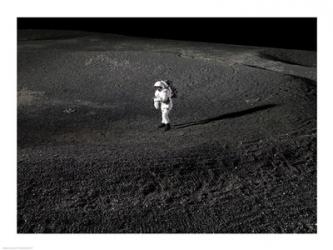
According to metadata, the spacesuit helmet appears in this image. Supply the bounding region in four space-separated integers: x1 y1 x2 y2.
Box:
154 81 165 90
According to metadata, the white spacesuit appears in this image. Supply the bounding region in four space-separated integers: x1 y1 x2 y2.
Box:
153 81 173 131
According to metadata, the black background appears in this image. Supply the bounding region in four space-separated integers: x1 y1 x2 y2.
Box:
17 18 316 50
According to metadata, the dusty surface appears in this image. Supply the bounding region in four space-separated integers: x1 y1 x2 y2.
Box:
17 30 316 233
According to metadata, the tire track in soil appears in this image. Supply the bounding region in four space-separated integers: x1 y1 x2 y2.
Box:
17 132 316 233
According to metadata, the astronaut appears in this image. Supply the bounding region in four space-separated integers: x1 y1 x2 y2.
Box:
153 80 173 131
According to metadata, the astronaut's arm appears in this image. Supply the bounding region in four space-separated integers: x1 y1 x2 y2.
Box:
153 97 160 109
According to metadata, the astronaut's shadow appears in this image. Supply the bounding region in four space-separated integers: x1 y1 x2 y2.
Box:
174 104 278 129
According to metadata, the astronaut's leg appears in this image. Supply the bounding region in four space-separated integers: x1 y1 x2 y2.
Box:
161 108 170 124
161 108 171 131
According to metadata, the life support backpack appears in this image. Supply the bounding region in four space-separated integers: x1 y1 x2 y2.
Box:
163 80 177 98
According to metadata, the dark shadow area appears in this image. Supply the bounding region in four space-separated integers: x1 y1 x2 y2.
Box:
174 104 278 129
259 50 317 67
259 54 307 67
285 75 317 86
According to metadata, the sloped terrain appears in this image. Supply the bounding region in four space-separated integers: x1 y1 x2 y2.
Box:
17 30 316 233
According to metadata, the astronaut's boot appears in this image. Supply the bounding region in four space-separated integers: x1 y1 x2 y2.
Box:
164 123 171 131
158 123 166 128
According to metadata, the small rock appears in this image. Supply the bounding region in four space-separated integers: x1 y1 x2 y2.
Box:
63 107 76 114
245 97 261 104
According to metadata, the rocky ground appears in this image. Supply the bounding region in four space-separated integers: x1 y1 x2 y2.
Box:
17 30 316 233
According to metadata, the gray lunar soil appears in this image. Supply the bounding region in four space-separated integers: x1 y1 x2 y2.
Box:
17 30 316 233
